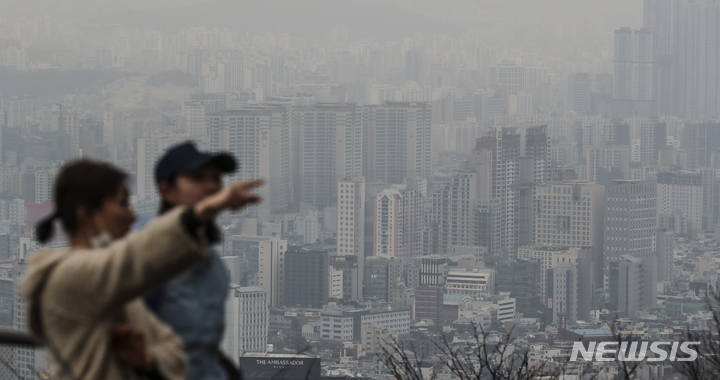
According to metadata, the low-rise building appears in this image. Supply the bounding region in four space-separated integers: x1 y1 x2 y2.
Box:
320 308 411 341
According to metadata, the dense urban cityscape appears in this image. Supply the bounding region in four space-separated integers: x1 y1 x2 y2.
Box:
0 0 717 379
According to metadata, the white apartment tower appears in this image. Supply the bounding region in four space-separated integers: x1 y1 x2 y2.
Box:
518 246 585 301
337 177 365 299
14 262 50 379
427 171 483 256
206 105 291 221
181 101 208 143
253 237 287 308
222 286 268 362
532 183 605 289
604 181 657 264
426 125 548 259
474 125 549 257
364 102 432 184
613 28 654 102
33 169 57 204
51 104 79 156
675 0 720 120
604 180 659 310
295 103 363 208
488 64 526 95
657 171 703 235
137 137 184 200
103 104 125 152
586 146 631 183
373 185 424 259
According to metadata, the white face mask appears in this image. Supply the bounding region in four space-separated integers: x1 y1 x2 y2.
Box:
88 216 114 249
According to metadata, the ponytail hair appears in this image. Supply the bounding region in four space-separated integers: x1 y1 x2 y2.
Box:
36 212 59 244
36 160 127 245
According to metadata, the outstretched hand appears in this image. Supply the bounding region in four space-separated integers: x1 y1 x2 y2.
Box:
224 178 265 210
194 178 265 222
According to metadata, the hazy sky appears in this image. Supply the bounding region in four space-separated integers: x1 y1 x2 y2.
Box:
1 0 642 35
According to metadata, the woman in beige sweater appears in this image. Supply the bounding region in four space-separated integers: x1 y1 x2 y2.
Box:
21 160 262 380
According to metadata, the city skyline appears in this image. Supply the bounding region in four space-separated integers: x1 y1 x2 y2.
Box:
0 1 718 379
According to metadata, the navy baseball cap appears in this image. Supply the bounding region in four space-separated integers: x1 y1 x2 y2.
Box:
155 141 236 184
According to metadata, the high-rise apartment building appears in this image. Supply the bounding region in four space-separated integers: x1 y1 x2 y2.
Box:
644 0 677 115
604 180 658 311
684 122 720 170
330 256 361 300
189 93 227 113
427 125 548 259
426 171 484 256
252 237 287 308
181 101 208 143
517 126 551 247
638 120 666 164
604 180 657 264
137 137 184 200
206 105 291 221
33 169 57 204
102 104 125 152
494 260 542 319
517 246 593 311
0 95 37 129
364 256 390 301
14 261 50 380
414 285 443 326
473 129 520 257
419 256 447 286
675 0 720 120
656 229 674 282
613 28 654 116
405 50 425 86
283 247 329 308
488 64 526 95
524 246 593 324
364 102 432 184
474 199 503 257
699 167 720 229
586 146 631 184
644 0 677 57
532 183 605 289
568 73 591 115
337 177 365 299
373 185 424 259
482 126 549 257
609 255 657 318
295 103 363 208
545 264 578 325
51 104 79 156
524 125 551 183
222 286 268 360
657 171 703 235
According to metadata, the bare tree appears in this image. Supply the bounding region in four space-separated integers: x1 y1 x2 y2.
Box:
677 287 720 380
377 323 569 380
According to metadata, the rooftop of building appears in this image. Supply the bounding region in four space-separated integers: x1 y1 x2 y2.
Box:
443 294 471 304
519 245 574 252
321 308 412 317
571 328 614 338
229 285 265 293
241 352 317 358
